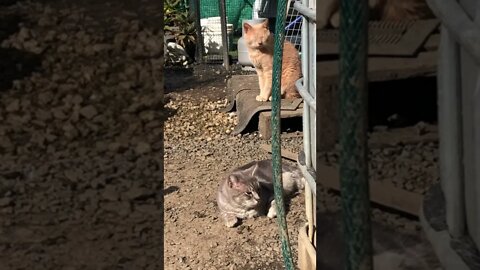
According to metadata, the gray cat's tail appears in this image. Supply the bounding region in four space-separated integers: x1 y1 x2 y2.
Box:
281 162 306 194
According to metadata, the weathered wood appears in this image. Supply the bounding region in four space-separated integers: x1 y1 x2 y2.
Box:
260 144 424 216
318 163 423 216
424 33 440 51
260 143 298 161
318 51 438 84
317 19 439 56
368 125 438 149
298 225 317 270
317 51 438 151
258 109 303 138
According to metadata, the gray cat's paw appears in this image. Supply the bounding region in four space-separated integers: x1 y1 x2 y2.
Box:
246 210 260 219
267 206 277 218
224 217 239 228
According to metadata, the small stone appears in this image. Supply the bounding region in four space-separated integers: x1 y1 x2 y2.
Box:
0 197 12 207
38 91 54 105
123 186 155 201
79 105 98 119
52 107 67 120
101 201 131 216
102 185 120 201
72 94 84 105
135 142 151 155
5 99 20 112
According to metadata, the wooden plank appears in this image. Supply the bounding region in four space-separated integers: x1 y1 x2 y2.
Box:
318 51 438 84
368 125 438 148
317 19 439 56
318 163 423 216
317 51 438 151
424 33 440 51
260 143 298 161
258 109 303 138
260 144 423 216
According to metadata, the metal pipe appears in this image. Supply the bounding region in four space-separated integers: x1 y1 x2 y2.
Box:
218 0 230 70
472 0 480 249
301 9 312 170
437 25 465 237
427 0 480 64
308 0 316 173
271 0 294 268
296 78 316 112
338 0 373 269
293 1 316 22
297 161 317 196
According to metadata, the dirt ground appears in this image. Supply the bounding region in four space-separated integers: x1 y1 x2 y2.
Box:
163 64 442 269
164 64 306 269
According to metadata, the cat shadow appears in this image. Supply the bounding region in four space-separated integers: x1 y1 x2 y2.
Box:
0 47 43 91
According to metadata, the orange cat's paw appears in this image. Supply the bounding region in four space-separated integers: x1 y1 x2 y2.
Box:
268 96 272 101
256 95 269 102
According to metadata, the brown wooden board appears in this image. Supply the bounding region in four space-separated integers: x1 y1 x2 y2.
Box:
318 163 423 216
258 108 303 138
317 19 440 56
317 51 438 151
260 144 423 216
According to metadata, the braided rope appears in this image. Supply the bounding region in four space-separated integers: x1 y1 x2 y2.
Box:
271 0 294 268
339 0 373 269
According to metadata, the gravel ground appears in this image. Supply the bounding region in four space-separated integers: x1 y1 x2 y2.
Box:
164 66 306 269
0 1 164 269
164 62 440 269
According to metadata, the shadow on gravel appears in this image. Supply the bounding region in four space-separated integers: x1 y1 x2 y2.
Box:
0 0 20 7
163 186 180 195
0 48 42 91
0 13 21 41
1 9 41 91
165 66 223 94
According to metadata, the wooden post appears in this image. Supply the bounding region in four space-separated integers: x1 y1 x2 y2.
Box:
218 0 230 70
193 0 204 63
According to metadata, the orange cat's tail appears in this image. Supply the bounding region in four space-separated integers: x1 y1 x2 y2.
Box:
283 83 301 99
381 0 434 20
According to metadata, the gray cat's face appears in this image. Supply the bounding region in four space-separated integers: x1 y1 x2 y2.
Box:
228 175 261 208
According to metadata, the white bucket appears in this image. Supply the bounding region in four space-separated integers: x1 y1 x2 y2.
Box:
201 17 234 55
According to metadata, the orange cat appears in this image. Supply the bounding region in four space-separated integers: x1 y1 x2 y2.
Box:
243 19 302 102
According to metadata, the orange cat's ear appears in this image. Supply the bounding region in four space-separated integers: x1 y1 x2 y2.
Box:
262 19 269 29
243 23 252 34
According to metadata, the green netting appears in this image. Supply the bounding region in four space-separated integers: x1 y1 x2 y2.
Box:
190 0 254 33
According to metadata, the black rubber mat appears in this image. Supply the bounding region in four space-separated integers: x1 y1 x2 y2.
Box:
223 75 303 134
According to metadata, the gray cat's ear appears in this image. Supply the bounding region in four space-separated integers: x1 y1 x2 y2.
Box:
228 175 238 188
250 163 259 176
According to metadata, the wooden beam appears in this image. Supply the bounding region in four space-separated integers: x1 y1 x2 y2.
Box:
260 144 423 216
318 163 423 216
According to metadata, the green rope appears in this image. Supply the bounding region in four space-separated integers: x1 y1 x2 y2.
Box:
270 0 294 269
338 0 373 270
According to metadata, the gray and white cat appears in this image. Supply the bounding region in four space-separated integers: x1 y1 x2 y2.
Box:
216 159 305 227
